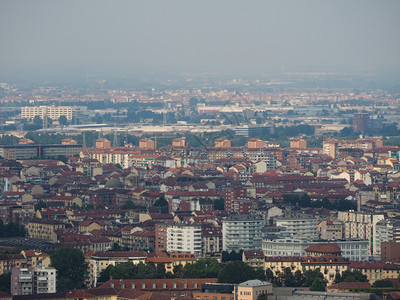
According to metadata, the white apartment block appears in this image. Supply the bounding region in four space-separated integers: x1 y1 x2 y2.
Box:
275 215 319 240
337 211 384 256
222 214 265 252
166 224 202 255
21 105 87 121
375 219 395 258
89 150 134 169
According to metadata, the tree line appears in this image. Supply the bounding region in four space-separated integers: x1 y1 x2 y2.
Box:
0 220 26 238
97 258 265 286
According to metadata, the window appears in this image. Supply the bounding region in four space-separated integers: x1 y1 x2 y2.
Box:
141 282 146 289
172 282 177 288
162 282 166 289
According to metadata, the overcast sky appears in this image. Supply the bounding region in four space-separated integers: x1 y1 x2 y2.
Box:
1 0 399 74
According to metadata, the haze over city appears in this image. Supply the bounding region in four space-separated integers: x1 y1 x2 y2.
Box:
1 0 400 78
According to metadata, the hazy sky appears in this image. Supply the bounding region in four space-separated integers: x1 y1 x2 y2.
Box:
1 0 399 74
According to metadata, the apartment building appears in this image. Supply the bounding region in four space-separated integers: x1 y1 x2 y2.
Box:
289 138 307 149
214 138 231 148
11 266 56 296
86 251 147 287
322 137 383 158
27 219 65 243
337 211 385 256
139 138 155 150
237 280 273 300
166 223 202 255
265 255 350 285
275 215 319 240
262 238 369 261
319 220 344 240
21 105 87 121
89 148 138 169
0 254 24 275
172 138 188 148
0 144 82 160
222 214 265 252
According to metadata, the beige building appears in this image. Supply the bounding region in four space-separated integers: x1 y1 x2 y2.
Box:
247 138 264 149
350 261 400 284
265 255 350 285
86 251 147 287
237 280 273 300
215 138 231 148
61 138 78 145
290 138 307 149
319 220 344 240
27 219 65 243
337 211 384 256
172 138 188 148
95 138 111 149
139 138 155 150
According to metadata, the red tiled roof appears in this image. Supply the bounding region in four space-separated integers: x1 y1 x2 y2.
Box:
99 278 217 291
328 282 371 290
304 243 342 254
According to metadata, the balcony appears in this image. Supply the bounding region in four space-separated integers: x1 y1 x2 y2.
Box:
19 276 32 283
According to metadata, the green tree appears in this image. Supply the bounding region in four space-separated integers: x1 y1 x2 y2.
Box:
280 267 296 287
58 115 68 126
182 258 222 278
213 198 225 210
152 196 169 214
335 270 368 283
173 264 184 278
265 268 274 282
50 247 86 291
121 200 137 210
135 262 158 279
221 250 243 262
218 261 261 284
372 279 394 288
310 278 326 292
0 272 11 294
0 220 26 237
303 268 324 287
33 115 42 127
294 270 305 287
98 265 113 283
156 263 166 279
109 262 136 279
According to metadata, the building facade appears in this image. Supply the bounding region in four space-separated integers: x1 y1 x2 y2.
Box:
21 105 87 121
166 223 202 255
11 266 56 296
222 215 265 252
